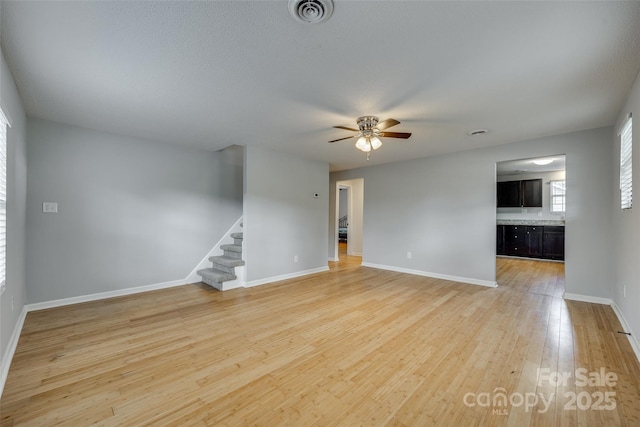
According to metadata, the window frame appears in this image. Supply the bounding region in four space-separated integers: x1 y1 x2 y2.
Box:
549 179 566 214
620 114 633 210
0 108 8 293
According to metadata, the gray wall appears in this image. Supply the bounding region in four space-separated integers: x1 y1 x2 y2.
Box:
26 119 242 303
330 126 613 297
244 146 328 283
612 70 640 343
0 50 27 375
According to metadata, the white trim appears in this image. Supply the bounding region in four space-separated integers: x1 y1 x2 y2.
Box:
328 257 339 262
0 102 12 127
361 262 498 288
348 251 363 257
562 293 613 305
26 279 186 312
610 302 640 365
185 216 243 284
244 266 329 288
0 307 28 398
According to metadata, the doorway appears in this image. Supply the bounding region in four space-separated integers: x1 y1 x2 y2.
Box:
338 186 349 257
495 155 566 295
335 178 364 260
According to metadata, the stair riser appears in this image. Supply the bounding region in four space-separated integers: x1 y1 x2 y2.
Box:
233 238 243 246
202 277 223 290
198 269 236 283
210 263 235 275
224 250 242 259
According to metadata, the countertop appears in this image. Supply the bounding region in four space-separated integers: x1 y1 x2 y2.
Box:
497 219 565 226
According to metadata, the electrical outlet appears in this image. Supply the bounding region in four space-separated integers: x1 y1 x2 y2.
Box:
294 255 299 263
407 252 412 259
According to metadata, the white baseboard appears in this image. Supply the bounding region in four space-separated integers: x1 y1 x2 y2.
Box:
562 294 640 365
244 266 330 288
562 293 613 305
26 279 186 312
610 302 640 365
1 307 28 398
348 251 363 257
328 257 339 262
360 262 498 288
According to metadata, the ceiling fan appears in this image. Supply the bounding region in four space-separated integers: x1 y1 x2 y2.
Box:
329 116 412 160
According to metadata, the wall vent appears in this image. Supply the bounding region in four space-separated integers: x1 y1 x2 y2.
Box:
289 0 333 24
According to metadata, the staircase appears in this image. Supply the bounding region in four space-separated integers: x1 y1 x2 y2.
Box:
197 229 244 291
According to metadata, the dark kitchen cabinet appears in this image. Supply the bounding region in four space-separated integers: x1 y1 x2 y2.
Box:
543 226 565 260
521 179 543 207
497 225 505 254
497 179 543 207
526 226 543 257
497 181 521 208
497 224 563 260
504 225 527 256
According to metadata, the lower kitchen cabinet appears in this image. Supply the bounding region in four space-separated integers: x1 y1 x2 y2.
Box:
497 224 564 260
526 226 543 257
543 226 565 260
504 225 527 256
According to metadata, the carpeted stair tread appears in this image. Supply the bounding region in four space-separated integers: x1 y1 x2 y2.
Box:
209 255 245 267
220 244 242 253
230 232 243 240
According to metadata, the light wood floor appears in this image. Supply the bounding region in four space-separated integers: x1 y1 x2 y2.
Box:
2 254 640 426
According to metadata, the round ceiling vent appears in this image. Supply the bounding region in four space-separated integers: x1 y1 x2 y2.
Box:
289 0 333 24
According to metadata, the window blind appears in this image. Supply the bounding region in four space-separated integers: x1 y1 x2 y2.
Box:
550 180 566 213
0 109 7 291
620 115 632 210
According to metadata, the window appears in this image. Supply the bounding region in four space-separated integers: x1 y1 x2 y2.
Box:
550 180 566 213
0 109 7 292
620 114 632 210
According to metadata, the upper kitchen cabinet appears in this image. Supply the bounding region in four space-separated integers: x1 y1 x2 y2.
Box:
497 179 542 208
521 179 542 207
497 181 521 207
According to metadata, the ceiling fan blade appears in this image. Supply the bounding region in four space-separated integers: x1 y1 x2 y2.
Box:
381 131 412 139
376 118 400 131
328 135 356 143
333 125 359 132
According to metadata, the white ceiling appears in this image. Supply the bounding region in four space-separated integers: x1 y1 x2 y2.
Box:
2 1 639 172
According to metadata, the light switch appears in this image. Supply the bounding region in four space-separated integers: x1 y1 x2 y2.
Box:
43 202 58 213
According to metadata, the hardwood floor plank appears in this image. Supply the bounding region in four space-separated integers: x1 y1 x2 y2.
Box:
2 256 639 426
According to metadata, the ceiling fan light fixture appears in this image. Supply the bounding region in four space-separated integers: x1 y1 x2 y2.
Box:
355 136 368 151
330 115 411 160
